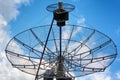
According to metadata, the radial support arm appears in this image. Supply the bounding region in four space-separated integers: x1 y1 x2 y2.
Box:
34 17 54 80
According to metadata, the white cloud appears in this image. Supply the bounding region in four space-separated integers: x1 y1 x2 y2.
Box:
116 71 120 79
90 73 111 80
0 52 34 80
73 0 81 2
77 17 85 24
77 17 86 25
0 0 35 80
0 15 7 26
76 69 112 80
0 0 30 21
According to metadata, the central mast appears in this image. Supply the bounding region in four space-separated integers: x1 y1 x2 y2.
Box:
36 1 74 80
54 2 68 79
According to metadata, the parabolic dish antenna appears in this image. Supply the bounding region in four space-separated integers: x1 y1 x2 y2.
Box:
5 1 117 80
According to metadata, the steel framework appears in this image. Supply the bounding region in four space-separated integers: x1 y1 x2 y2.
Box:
5 1 117 80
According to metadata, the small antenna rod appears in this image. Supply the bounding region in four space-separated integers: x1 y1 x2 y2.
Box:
58 2 63 9
59 0 62 2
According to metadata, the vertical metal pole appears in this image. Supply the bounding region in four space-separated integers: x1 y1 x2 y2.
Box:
56 26 65 79
59 26 62 58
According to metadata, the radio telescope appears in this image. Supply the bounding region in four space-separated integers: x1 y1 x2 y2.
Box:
5 1 117 80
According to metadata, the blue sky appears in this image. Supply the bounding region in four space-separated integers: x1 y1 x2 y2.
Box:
0 0 120 80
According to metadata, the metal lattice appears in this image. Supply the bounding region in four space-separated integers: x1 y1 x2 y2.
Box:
5 24 117 79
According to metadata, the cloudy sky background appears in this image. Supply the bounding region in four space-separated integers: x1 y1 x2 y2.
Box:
0 0 120 80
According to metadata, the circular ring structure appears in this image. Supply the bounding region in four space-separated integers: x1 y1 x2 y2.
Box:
5 24 117 79
46 3 75 12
